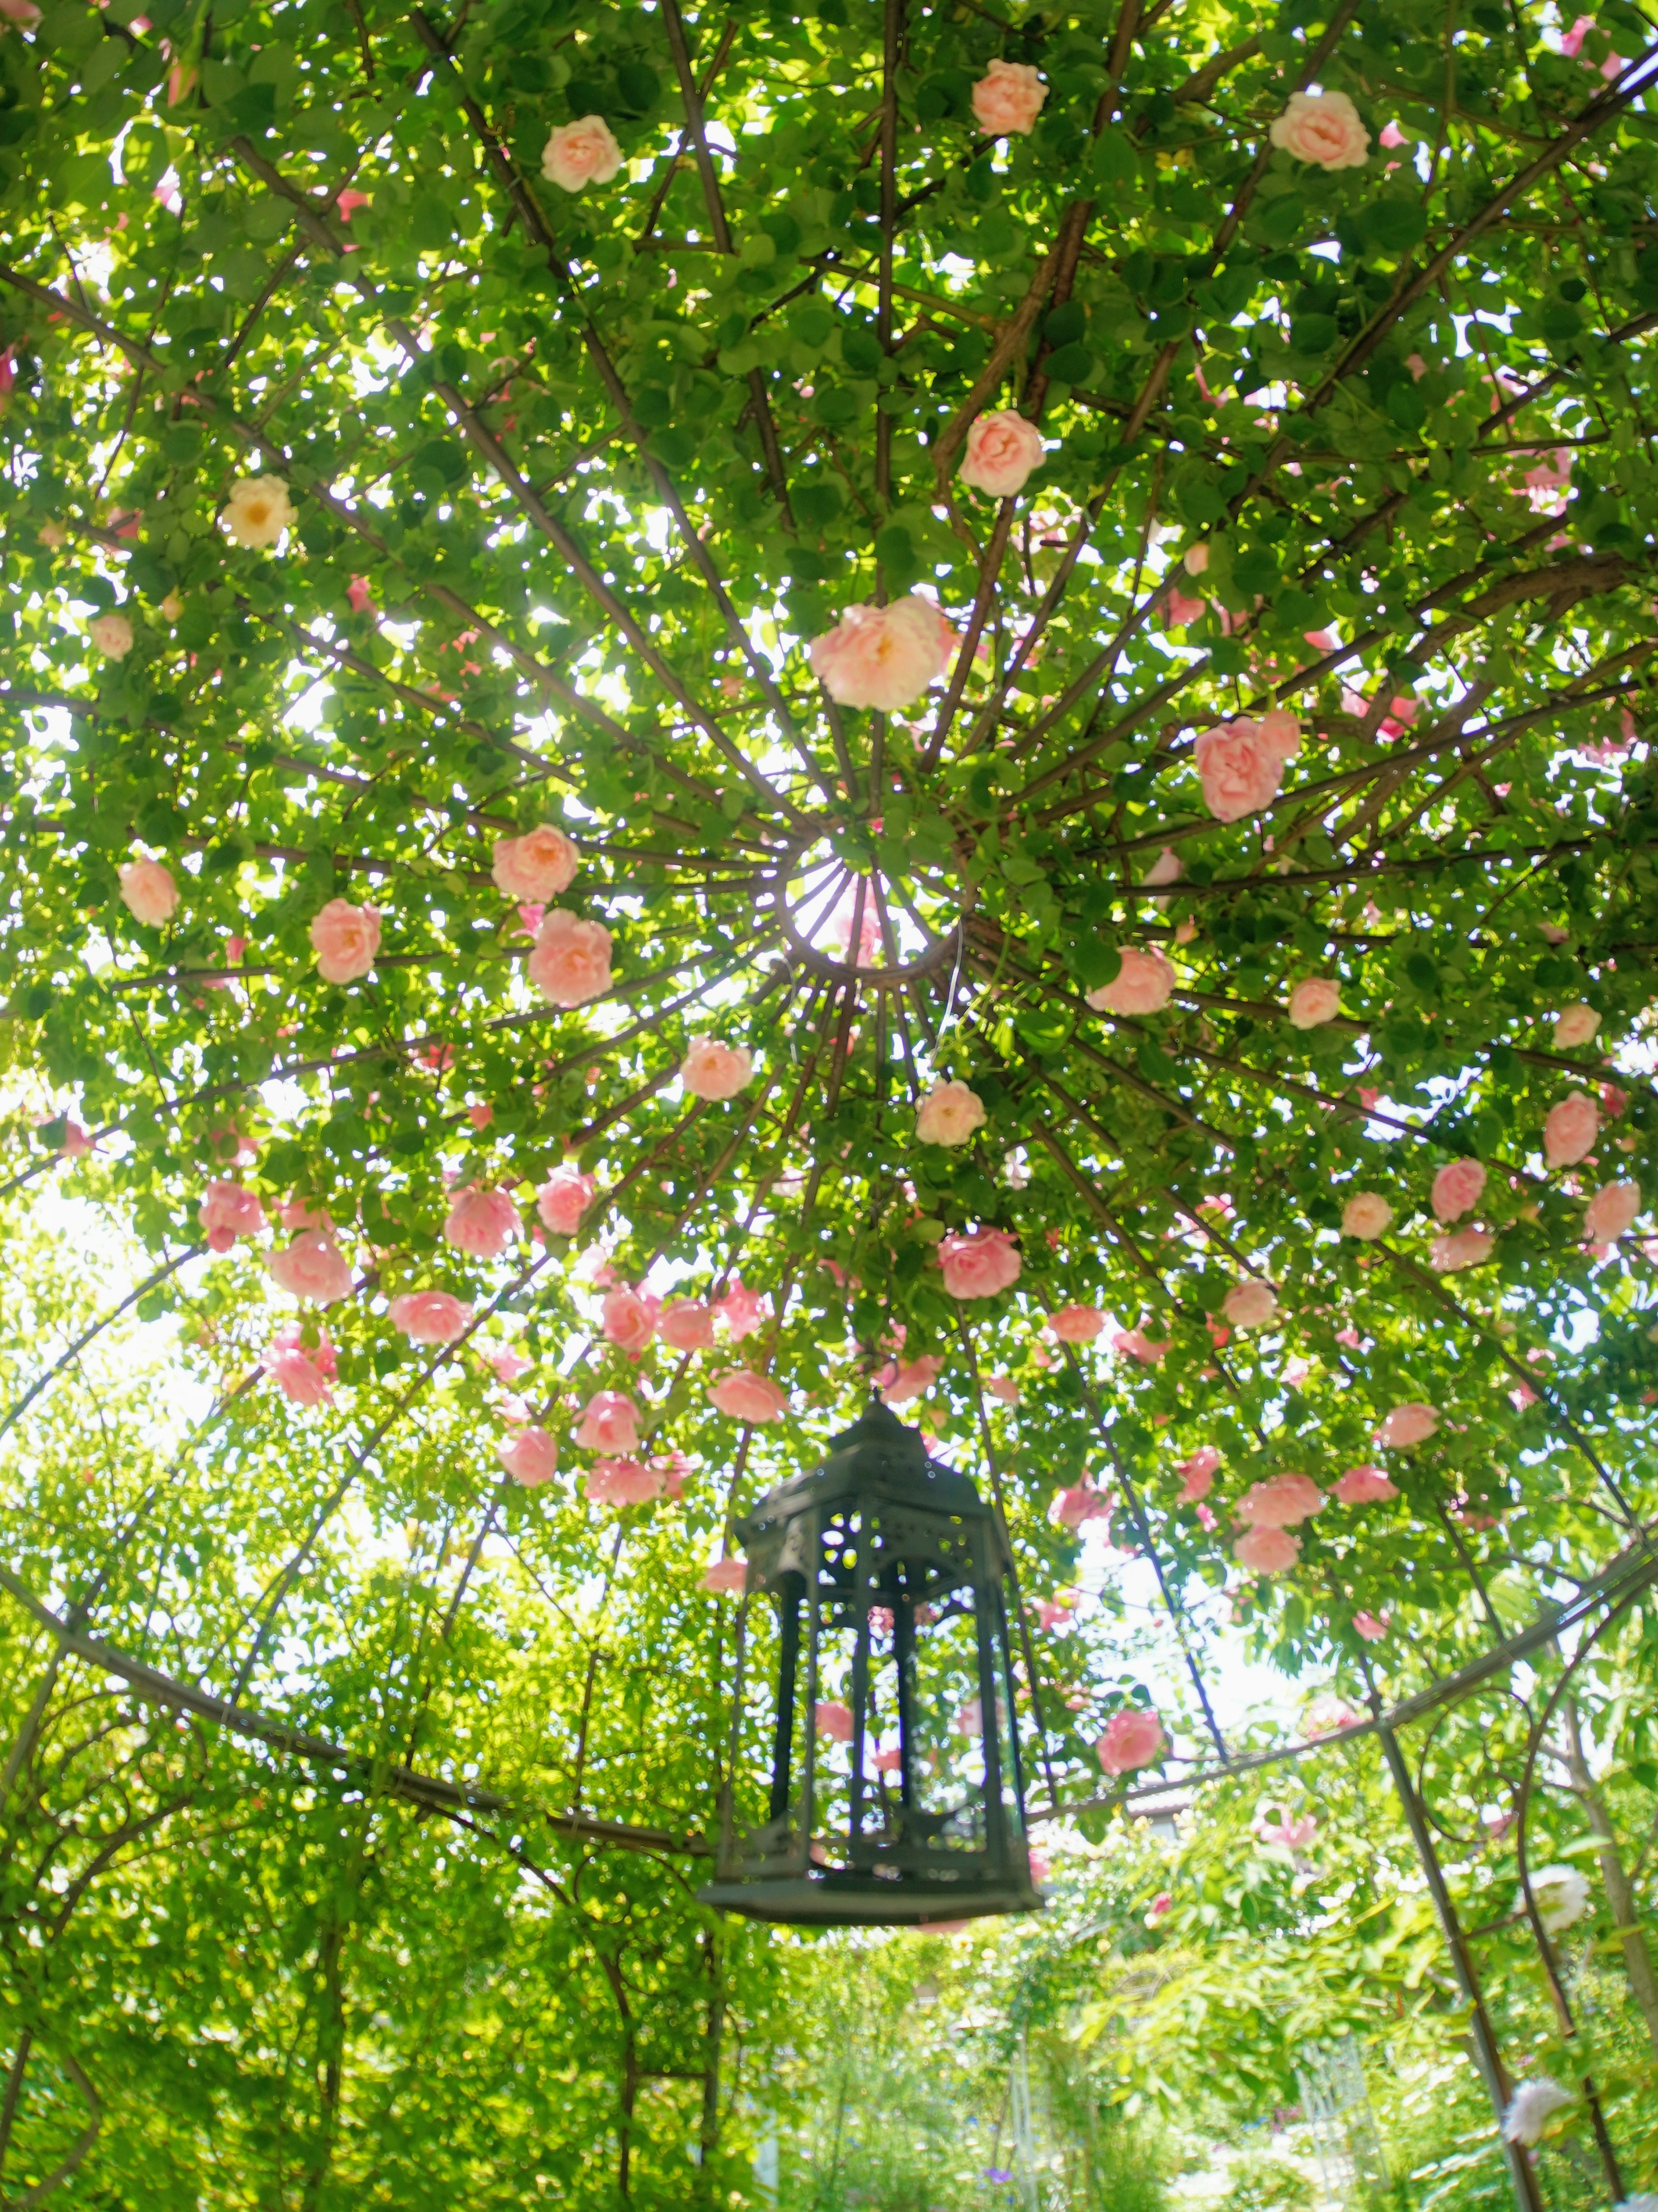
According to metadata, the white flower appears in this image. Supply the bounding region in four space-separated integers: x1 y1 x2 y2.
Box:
223 475 295 549
1502 2078 1571 2145
1525 1864 1591 1934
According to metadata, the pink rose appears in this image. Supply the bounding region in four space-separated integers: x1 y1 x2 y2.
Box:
714 1278 769 1340
1164 587 1206 630
89 611 134 660
680 1037 754 1101
484 1343 533 1384
702 1557 747 1594
1342 1192 1392 1240
389 1290 473 1345
1144 847 1183 890
883 1354 944 1405
938 1227 1022 1301
1049 1304 1106 1343
1193 716 1299 823
915 1078 986 1147
1095 1707 1164 1776
575 1390 641 1455
659 1299 716 1352
0 0 43 24
492 824 578 902
198 1179 266 1253
601 1285 659 1354
1236 1473 1325 1529
1584 1180 1640 1243
971 57 1047 135
1335 1465 1397 1503
985 1373 1020 1404
586 1457 664 1506
1431 1158 1486 1222
528 909 613 1006
1431 1226 1494 1274
809 595 956 713
498 1426 558 1487
541 114 623 192
1378 1402 1438 1449
1086 945 1175 1017
265 1231 354 1305
1114 1328 1170 1366
1176 1448 1221 1502
959 409 1045 498
815 1699 854 1741
536 1166 597 1237
707 1369 789 1423
1036 1599 1073 1631
1221 1280 1277 1331
260 1321 336 1406
1544 1091 1599 1169
118 857 179 925
444 1186 520 1258
309 898 380 984
1234 1526 1301 1575
1051 1483 1111 1531
1354 1611 1390 1642
1287 978 1341 1030
1269 89 1370 170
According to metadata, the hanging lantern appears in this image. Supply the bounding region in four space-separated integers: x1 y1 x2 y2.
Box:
698 1399 1043 1927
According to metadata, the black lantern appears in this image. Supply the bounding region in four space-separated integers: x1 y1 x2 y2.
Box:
699 1400 1043 1927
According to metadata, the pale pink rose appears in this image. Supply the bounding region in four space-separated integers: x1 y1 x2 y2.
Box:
528 909 613 1006
1502 2079 1572 2148
1176 1448 1221 1501
498 1426 558 1487
1584 1181 1640 1242
1257 709 1303 757
1183 543 1212 576
915 1078 987 1147
883 1354 944 1405
1431 1226 1494 1274
680 1037 754 1101
1166 587 1205 629
1051 1483 1111 1531
1148 1892 1174 1921
1552 1003 1601 1049
971 57 1047 134
1269 89 1370 171
959 409 1045 497
1236 1473 1325 1529
1560 13 1594 55
90 611 134 659
938 1227 1022 1301
1379 119 1408 147
702 1557 747 1593
708 1369 789 1423
659 1299 716 1352
198 1179 267 1253
586 1456 664 1506
1096 1707 1165 1775
1544 1091 1599 1168
389 1290 472 1344
444 1186 519 1258
1431 1158 1486 1223
484 1343 533 1384
1305 1695 1362 1736
1260 1812 1318 1849
872 1746 903 1772
282 1197 333 1233
1342 1192 1393 1240
309 898 380 984
536 1166 597 1237
714 1278 769 1340
1234 1526 1301 1575
1222 1280 1277 1331
58 1120 95 1158
1193 718 1296 823
1036 1599 1073 1630
1028 1846 1051 1886
0 0 43 25
265 1231 353 1305
345 574 374 614
1334 1465 1397 1503
1048 1304 1106 1343
1354 1611 1390 1641
260 1321 336 1406
1378 1402 1438 1449
601 1285 659 1354
1114 1328 1170 1366
118 858 178 925
1287 977 1341 1029
815 1699 854 1741
985 1373 1020 1404
1144 847 1183 889
575 1389 641 1454
809 595 956 713
541 114 623 192
1086 946 1176 1016
467 1103 494 1130
492 824 578 902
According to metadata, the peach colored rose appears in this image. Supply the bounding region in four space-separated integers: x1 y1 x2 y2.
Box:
1096 1707 1164 1775
199 1179 267 1253
1334 1465 1396 1503
1269 89 1370 171
537 1166 597 1237
586 1457 664 1506
883 1354 944 1405
916 1078 986 1146
0 0 43 25
1144 847 1183 889
714 1279 768 1340
223 475 295 549
492 824 578 902
1287 977 1341 1029
1583 1180 1639 1243
1222 1280 1277 1330
1184 544 1211 575
971 57 1047 135
89 611 134 659
1431 1158 1486 1222
1193 716 1299 823
1430 1226 1494 1274
601 1285 659 1354
444 1186 519 1258
1236 1473 1325 1529
1086 946 1175 1016
815 1699 854 1741
389 1290 473 1344
1552 1003 1601 1049
708 1368 789 1423
1234 1526 1301 1575
938 1227 1022 1301
1342 1192 1392 1240
541 114 623 192
1049 1304 1106 1343
1177 1448 1221 1502
575 1389 641 1454
702 1557 747 1594
265 1230 353 1305
1378 1402 1437 1449
986 1374 1020 1404
261 1322 336 1407
528 909 613 1006
498 1426 558 1487
1114 1328 1170 1366
959 409 1045 497
680 1037 753 1101
659 1299 716 1352
1544 1091 1598 1168
809 594 956 713
310 898 380 984
118 858 178 925
485 1343 532 1385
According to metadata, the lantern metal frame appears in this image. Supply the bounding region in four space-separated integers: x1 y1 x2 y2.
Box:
698 1400 1044 1927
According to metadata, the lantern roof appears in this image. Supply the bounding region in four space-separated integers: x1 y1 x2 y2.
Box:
735 1399 1006 1556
